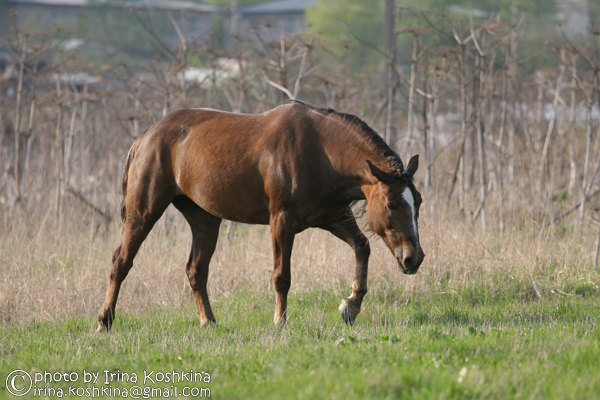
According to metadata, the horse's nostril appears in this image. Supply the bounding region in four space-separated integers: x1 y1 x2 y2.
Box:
403 256 414 270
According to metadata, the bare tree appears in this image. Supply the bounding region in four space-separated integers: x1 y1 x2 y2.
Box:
384 0 397 144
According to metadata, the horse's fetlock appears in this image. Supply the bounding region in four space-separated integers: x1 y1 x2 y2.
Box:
351 281 368 298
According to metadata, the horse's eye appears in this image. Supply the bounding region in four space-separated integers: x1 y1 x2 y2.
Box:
387 201 399 210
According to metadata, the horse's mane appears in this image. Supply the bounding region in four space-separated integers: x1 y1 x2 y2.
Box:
292 100 404 173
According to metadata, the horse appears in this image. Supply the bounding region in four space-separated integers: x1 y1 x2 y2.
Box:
97 100 425 331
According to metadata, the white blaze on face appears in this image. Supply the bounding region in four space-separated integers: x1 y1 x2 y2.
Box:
402 187 418 238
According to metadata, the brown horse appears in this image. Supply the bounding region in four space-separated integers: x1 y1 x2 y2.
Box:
97 100 424 331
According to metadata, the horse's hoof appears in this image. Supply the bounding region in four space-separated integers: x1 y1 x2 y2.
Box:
339 299 357 325
96 321 110 333
201 318 217 327
97 311 113 333
273 313 287 327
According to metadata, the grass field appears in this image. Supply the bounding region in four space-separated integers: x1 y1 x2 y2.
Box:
1 209 600 399
2 276 599 399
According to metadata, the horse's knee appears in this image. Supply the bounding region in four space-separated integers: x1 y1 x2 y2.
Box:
355 235 370 259
353 235 371 262
273 272 291 294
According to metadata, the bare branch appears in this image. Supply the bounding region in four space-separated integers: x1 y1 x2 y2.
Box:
262 72 294 101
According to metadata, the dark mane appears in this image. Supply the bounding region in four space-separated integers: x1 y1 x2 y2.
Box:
292 100 405 174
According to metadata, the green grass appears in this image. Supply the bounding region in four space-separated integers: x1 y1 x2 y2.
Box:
2 276 600 400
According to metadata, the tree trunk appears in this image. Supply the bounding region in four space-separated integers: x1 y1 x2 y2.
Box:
406 34 418 155
538 50 565 198
576 72 597 227
13 53 25 203
473 53 487 230
384 0 397 145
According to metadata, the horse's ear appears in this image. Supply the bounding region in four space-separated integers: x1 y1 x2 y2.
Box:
367 160 392 183
406 155 419 177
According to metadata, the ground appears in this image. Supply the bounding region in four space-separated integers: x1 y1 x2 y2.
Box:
1 214 599 399
2 275 599 399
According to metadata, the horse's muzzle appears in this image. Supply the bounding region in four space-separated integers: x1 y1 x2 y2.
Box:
396 248 424 275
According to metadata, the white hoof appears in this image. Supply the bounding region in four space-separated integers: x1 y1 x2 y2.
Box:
339 299 358 325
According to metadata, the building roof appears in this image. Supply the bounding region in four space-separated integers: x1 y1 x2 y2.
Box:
446 5 490 19
131 0 219 12
7 0 88 5
239 0 316 15
6 0 219 12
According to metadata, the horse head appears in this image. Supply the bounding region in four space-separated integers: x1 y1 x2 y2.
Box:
364 155 425 274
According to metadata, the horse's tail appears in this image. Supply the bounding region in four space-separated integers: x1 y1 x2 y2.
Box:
120 139 141 223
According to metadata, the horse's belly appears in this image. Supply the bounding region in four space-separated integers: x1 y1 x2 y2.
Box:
200 195 270 224
177 172 270 224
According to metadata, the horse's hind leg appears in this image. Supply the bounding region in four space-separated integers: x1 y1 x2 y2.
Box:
97 183 173 332
98 223 151 331
172 196 221 326
270 210 297 326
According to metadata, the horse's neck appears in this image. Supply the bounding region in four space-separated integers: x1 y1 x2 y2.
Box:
315 113 393 196
324 135 391 199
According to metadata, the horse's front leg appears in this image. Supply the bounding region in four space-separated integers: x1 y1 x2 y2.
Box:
322 211 370 325
269 210 297 326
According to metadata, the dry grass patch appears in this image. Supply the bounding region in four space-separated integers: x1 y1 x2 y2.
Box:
0 202 597 326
